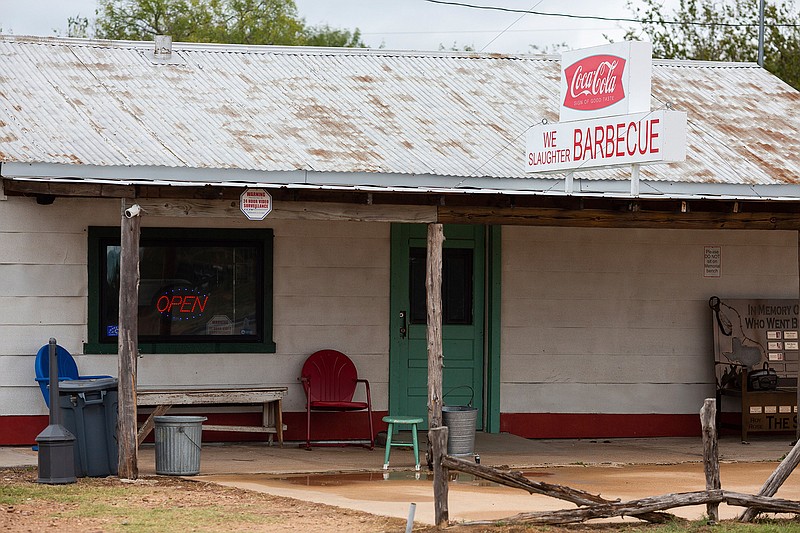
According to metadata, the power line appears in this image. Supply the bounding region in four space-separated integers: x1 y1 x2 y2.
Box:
479 1 545 52
423 0 800 28
359 27 619 36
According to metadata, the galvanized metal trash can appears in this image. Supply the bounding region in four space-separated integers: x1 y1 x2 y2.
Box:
154 416 206 475
58 377 119 477
442 405 478 456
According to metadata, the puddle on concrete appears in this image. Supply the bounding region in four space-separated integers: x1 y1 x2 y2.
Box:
235 469 554 488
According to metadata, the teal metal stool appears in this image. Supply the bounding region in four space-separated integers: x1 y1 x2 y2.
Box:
382 415 423 471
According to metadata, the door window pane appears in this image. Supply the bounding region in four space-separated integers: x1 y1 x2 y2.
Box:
409 247 473 325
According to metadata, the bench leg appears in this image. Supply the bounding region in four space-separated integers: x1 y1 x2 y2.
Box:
276 399 284 448
137 404 172 447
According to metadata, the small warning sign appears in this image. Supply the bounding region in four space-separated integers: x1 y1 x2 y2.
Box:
240 189 272 220
206 315 233 335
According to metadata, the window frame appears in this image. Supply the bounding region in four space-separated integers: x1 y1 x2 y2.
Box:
85 226 276 354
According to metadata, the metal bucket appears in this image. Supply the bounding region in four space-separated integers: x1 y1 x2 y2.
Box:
442 386 477 456
154 416 206 475
442 405 478 455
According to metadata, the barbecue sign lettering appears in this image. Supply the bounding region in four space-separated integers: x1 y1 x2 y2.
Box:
525 110 686 172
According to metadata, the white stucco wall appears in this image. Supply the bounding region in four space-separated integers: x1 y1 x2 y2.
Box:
501 225 799 415
5 195 799 422
0 196 390 416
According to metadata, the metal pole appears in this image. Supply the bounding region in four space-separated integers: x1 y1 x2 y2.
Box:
36 337 76 484
758 0 765 67
405 502 416 533
47 338 59 426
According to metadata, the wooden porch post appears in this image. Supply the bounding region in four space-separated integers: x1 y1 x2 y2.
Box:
426 223 445 430
426 223 447 527
118 201 141 479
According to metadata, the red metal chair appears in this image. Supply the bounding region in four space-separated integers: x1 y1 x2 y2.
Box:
300 349 374 449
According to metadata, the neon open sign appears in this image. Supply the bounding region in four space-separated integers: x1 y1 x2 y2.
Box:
156 288 209 321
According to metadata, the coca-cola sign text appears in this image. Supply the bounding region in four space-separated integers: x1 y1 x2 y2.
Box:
563 54 626 111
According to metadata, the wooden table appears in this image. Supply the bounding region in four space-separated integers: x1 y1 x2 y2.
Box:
136 386 287 447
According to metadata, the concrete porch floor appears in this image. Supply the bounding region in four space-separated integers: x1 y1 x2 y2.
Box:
2 432 797 475
154 432 800 475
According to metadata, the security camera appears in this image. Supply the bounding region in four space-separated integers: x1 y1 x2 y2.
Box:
124 204 142 218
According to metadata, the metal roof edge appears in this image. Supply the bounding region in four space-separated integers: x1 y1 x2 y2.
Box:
2 35 763 66
0 34 549 59
652 58 759 68
5 163 800 201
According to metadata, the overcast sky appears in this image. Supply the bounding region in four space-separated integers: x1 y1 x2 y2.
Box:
0 0 676 53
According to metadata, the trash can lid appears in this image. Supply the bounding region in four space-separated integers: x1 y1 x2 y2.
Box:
442 405 478 412
154 416 207 425
58 377 118 392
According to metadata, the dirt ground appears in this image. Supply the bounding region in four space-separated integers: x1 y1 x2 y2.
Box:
1 467 609 533
2 465 799 533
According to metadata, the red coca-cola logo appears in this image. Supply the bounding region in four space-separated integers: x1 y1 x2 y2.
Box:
563 54 626 111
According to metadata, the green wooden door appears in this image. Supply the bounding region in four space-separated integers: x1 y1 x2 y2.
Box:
389 224 485 430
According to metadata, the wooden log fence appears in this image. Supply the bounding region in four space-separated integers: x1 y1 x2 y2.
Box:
430 398 800 528
440 454 674 524
739 435 800 522
701 398 720 522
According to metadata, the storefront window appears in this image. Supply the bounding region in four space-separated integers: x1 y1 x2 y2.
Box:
87 227 275 353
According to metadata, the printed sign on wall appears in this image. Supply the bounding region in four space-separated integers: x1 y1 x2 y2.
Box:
711 297 800 377
704 246 721 278
240 188 273 220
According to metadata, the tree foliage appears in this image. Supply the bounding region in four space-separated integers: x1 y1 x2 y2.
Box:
76 0 364 47
624 0 800 90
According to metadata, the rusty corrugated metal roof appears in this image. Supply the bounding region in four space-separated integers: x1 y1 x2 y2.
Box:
0 35 799 198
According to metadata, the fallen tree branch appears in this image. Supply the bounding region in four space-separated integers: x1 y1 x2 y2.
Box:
441 455 675 523
461 488 800 527
462 490 721 526
726 491 800 514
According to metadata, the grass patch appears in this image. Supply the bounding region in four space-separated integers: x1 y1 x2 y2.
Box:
0 472 284 533
56 503 272 532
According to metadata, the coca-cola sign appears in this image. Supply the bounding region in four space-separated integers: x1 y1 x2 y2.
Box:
559 42 652 123
563 54 626 111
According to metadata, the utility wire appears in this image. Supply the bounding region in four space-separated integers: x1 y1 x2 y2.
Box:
423 0 800 28
360 27 616 36
479 1 545 52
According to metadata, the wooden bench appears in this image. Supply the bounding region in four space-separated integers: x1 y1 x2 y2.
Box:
136 386 287 447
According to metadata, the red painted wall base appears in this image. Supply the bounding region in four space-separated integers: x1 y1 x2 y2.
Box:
0 416 47 445
0 412 391 446
500 413 702 438
4 412 711 446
